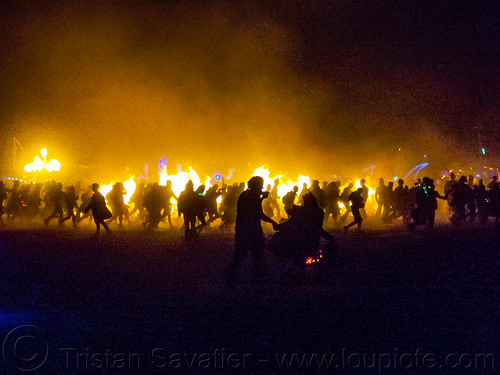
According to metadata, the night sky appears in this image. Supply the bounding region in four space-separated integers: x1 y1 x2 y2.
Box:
0 0 498 180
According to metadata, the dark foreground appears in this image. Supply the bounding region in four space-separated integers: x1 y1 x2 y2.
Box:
0 225 498 374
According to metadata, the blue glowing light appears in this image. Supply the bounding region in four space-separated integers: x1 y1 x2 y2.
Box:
404 163 429 181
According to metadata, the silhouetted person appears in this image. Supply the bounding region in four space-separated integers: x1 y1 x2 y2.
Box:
160 180 177 229
177 180 198 238
19 183 31 219
487 179 500 224
467 179 478 222
142 182 165 230
269 192 334 267
412 177 445 229
44 183 65 227
106 182 128 228
228 176 278 283
0 182 7 227
129 181 146 223
220 183 243 231
311 180 327 210
344 188 364 232
6 180 22 222
262 183 274 218
77 185 93 225
476 180 488 224
445 176 472 224
84 183 112 235
375 178 385 216
359 179 369 219
444 172 457 216
204 183 223 226
60 185 78 228
194 185 207 232
282 186 299 218
324 181 340 224
381 181 394 222
25 183 42 222
269 178 281 220
298 182 309 205
487 175 499 191
339 182 354 223
392 179 408 223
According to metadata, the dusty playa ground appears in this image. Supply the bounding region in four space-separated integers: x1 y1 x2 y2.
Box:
0 224 498 374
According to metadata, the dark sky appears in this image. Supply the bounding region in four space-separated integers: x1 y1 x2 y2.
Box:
0 0 498 180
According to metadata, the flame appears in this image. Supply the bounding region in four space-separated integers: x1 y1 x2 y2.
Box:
99 177 136 205
159 166 212 197
252 166 282 190
24 148 61 173
45 159 61 172
277 176 311 199
123 178 136 204
99 183 113 200
24 156 44 173
253 166 310 198
354 180 375 197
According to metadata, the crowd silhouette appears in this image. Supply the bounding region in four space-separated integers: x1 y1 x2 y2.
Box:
2 172 500 282
0 173 499 237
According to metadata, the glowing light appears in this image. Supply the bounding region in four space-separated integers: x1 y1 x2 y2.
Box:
253 167 282 190
45 159 61 172
354 180 375 196
305 250 323 265
305 257 316 265
24 149 61 173
159 165 212 197
99 178 136 205
100 183 113 199
482 148 486 155
123 178 136 204
252 166 312 199
277 176 311 199
403 163 429 181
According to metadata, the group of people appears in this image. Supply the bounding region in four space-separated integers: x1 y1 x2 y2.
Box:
1 173 499 234
2 173 499 283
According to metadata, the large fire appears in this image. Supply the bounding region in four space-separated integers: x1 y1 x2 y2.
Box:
24 148 61 173
158 166 211 197
97 165 376 211
100 177 137 205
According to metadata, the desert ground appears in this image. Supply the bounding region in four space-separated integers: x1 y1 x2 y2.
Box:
0 218 498 374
